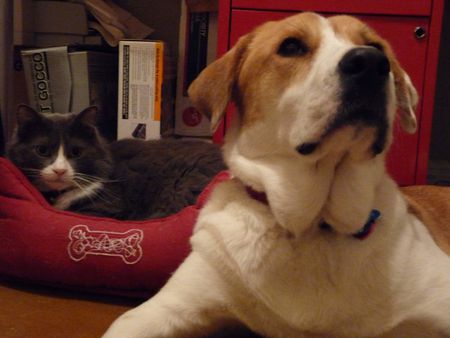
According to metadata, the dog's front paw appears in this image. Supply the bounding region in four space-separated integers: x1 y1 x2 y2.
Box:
103 309 154 338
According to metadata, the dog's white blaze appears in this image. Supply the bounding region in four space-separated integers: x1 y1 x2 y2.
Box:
236 18 360 161
279 18 357 150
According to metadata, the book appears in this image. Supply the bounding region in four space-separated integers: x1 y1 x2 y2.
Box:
117 40 165 140
185 12 209 90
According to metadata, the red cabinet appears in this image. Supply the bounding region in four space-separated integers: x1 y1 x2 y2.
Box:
215 0 445 186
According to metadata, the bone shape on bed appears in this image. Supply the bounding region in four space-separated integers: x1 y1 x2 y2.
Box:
67 225 144 264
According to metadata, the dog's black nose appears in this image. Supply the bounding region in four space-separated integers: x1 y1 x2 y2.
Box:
339 48 390 81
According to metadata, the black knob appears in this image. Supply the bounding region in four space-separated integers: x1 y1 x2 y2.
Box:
414 27 427 39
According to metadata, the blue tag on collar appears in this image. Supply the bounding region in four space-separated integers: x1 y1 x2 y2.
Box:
319 209 381 240
352 209 381 240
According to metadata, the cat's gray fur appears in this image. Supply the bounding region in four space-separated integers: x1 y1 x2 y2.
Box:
7 105 226 220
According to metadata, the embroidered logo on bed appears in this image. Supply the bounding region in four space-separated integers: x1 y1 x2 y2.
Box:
67 225 144 264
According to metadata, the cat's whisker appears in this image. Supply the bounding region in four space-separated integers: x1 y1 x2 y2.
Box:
74 175 110 187
100 178 124 183
73 175 99 185
91 182 120 199
73 180 119 202
86 186 119 206
23 173 40 177
93 191 120 204
22 173 41 179
71 180 101 207
76 175 123 184
73 172 100 179
74 172 122 184
73 176 120 203
20 168 42 174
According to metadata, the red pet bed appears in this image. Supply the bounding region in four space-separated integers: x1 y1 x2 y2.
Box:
0 157 229 297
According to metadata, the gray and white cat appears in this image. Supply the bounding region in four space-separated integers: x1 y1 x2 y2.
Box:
7 105 226 219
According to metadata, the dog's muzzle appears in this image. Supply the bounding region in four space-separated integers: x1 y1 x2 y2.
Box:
296 48 391 156
336 47 390 154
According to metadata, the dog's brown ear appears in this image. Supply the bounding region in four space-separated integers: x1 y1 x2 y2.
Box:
391 63 418 134
367 32 418 134
188 34 252 132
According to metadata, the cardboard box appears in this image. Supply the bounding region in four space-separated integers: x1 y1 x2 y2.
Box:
117 40 164 140
69 51 118 140
174 2 217 137
21 47 117 111
21 46 72 113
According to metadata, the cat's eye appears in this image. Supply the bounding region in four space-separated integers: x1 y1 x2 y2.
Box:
70 146 83 158
35 145 50 157
277 37 309 57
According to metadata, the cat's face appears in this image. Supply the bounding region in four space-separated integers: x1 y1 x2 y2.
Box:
7 105 111 192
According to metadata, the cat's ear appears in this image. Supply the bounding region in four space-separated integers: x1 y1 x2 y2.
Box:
16 105 42 128
76 106 98 126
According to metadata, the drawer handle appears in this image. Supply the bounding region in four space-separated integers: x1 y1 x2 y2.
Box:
414 26 427 39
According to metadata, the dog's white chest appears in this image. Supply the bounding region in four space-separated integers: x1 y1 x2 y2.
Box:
192 182 390 334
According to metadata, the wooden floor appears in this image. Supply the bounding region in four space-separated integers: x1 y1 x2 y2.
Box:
0 279 139 338
0 279 260 338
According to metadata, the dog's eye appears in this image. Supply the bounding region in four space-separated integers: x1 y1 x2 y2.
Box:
277 38 308 57
366 42 384 52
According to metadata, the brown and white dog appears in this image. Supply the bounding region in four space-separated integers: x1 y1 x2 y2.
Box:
104 13 450 338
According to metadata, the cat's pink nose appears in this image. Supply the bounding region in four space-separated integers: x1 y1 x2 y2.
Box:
52 168 67 176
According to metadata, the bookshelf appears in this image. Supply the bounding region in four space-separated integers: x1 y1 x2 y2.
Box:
2 0 449 185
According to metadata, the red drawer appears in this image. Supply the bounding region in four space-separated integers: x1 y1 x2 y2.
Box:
231 0 432 16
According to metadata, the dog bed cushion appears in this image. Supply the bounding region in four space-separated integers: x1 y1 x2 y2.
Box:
0 157 229 297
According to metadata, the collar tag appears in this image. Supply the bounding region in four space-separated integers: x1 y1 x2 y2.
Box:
320 210 380 240
352 209 381 240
